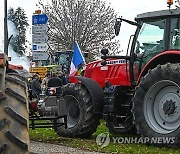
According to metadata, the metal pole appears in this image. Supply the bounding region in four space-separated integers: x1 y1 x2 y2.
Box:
4 0 8 55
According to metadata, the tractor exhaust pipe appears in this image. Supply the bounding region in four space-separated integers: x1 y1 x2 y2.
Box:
4 0 8 56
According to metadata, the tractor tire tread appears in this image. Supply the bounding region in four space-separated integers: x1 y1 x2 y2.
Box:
0 73 29 153
132 63 180 147
57 83 100 138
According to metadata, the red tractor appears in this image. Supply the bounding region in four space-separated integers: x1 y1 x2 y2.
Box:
56 8 180 146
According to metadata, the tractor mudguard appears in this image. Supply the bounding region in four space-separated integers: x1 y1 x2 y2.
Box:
70 76 104 114
137 51 180 83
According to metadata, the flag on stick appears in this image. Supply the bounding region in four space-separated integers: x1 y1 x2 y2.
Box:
69 42 85 76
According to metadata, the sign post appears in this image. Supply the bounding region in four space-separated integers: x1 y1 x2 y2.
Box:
33 44 49 51
32 34 48 44
32 52 49 61
32 14 49 25
32 13 49 61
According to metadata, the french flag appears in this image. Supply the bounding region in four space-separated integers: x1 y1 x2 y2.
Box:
69 42 85 76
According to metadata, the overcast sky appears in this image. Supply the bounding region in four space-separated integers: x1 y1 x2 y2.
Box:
0 0 174 53
0 0 169 23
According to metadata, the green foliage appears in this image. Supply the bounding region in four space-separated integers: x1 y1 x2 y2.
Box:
29 120 180 153
8 7 29 55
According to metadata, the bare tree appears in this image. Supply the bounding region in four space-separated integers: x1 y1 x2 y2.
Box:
175 0 180 8
38 0 120 60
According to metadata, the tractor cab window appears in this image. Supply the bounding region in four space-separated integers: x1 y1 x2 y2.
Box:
169 18 180 50
135 19 165 66
55 53 72 74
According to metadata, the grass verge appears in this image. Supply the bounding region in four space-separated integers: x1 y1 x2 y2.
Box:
29 121 180 154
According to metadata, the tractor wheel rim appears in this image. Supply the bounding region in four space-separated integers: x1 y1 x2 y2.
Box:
144 80 180 134
65 95 80 128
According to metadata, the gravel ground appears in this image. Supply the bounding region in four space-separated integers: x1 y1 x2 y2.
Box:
30 140 104 154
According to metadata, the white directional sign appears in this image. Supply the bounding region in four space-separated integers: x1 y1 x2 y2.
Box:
33 52 49 61
32 25 49 34
32 34 48 44
32 13 49 53
33 43 49 51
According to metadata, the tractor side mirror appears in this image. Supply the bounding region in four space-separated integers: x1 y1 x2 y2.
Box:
101 49 109 64
101 48 109 55
114 18 122 36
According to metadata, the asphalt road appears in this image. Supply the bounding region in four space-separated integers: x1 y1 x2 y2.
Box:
30 140 103 154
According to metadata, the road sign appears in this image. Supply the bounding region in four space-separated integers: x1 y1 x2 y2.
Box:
32 25 49 34
33 52 49 61
33 43 49 51
32 34 48 44
32 14 49 25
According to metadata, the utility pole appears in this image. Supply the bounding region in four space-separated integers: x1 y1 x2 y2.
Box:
4 0 8 55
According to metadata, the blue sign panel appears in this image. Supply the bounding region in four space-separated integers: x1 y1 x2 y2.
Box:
33 45 37 50
32 14 49 25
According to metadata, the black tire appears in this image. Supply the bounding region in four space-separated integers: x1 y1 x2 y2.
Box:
133 63 180 147
56 83 100 138
0 73 29 153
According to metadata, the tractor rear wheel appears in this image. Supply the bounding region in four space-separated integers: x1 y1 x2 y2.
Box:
133 63 180 146
0 73 29 153
56 83 100 138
